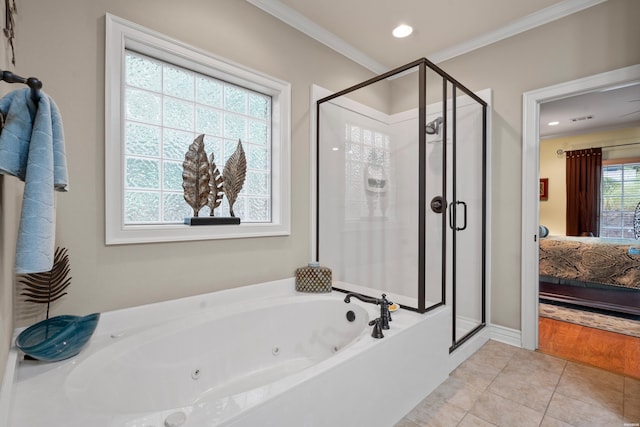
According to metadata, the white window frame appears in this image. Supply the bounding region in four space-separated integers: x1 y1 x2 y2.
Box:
600 158 640 239
105 14 290 244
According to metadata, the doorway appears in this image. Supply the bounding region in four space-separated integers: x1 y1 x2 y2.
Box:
520 64 640 350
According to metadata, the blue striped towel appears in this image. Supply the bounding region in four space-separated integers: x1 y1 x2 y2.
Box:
0 87 68 274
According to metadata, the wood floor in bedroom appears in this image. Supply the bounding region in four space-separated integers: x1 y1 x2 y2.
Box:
538 316 640 379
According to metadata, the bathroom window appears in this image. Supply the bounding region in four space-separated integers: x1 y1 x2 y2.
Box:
344 124 393 221
123 51 272 223
600 160 640 239
105 14 291 244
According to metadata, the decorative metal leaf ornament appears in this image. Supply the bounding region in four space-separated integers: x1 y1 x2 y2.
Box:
223 140 247 217
207 153 224 216
182 134 211 217
18 246 71 320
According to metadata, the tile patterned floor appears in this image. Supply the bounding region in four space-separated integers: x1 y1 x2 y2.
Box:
395 340 640 427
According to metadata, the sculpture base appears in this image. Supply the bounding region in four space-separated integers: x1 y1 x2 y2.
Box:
184 217 241 226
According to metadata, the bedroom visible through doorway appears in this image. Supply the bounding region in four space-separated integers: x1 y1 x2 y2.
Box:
521 64 640 351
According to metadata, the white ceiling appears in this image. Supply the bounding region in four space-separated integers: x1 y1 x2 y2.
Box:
247 0 640 137
275 0 568 70
540 83 640 139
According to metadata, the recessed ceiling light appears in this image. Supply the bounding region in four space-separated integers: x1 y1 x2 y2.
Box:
548 121 559 126
392 24 413 38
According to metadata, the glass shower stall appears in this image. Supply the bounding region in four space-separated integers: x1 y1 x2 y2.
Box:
316 58 487 350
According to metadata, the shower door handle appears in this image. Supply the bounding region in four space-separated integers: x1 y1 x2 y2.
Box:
456 201 468 231
449 200 468 231
448 202 457 230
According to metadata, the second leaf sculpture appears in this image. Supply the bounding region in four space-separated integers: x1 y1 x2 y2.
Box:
182 134 247 219
222 141 247 217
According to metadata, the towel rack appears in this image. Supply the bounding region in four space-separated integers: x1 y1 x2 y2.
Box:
0 70 42 103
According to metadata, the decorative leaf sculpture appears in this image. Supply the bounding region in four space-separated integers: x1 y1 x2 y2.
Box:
19 246 71 320
182 134 210 217
207 153 224 216
223 140 247 217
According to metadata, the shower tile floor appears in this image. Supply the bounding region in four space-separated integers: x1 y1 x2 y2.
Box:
395 340 640 426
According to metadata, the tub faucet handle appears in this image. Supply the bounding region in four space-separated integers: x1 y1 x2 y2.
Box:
380 294 391 330
368 318 384 339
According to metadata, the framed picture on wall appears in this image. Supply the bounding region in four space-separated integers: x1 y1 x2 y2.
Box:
540 178 549 200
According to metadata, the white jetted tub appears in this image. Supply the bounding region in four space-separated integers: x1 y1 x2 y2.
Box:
2 278 451 426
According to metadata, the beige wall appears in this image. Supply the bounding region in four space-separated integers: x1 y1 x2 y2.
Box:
6 0 377 328
1 0 639 382
540 127 640 235
439 0 640 328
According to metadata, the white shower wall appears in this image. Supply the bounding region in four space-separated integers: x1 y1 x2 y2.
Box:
319 101 421 305
318 90 484 310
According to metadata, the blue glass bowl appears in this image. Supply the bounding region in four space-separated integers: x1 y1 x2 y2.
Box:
15 313 100 362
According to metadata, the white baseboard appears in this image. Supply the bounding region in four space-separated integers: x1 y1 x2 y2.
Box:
448 323 522 372
488 323 522 348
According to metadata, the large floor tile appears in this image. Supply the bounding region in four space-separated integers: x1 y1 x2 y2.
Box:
624 376 640 422
546 392 624 426
457 413 497 427
562 361 624 392
487 366 557 412
471 340 518 359
469 391 544 427
465 340 516 372
499 359 562 388
625 376 640 396
424 376 484 411
555 362 624 412
510 348 566 375
450 360 500 392
539 415 574 427
404 399 467 427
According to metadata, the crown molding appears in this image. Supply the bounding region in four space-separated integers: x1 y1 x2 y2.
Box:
246 0 388 74
246 0 607 73
428 0 608 63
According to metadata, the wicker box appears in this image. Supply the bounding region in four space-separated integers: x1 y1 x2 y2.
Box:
295 262 332 293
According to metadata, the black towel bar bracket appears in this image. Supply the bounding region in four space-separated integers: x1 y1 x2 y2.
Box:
0 70 42 103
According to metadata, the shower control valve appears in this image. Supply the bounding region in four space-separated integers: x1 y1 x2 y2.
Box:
430 196 445 214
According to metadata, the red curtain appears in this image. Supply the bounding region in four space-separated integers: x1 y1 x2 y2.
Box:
566 148 602 236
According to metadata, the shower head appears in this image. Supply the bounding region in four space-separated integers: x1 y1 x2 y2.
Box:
426 117 443 135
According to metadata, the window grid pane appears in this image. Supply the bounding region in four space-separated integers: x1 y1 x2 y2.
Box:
123 50 272 224
600 162 640 238
344 124 393 221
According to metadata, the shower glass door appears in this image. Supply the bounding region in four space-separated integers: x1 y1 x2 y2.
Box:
449 86 487 349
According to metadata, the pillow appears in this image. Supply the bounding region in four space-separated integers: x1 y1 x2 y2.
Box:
539 225 549 238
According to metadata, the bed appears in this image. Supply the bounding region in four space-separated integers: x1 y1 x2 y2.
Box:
539 236 640 316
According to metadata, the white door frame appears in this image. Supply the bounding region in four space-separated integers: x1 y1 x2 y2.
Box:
520 64 640 350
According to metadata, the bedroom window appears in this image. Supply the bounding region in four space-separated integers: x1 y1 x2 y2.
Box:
600 159 640 239
105 14 291 244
